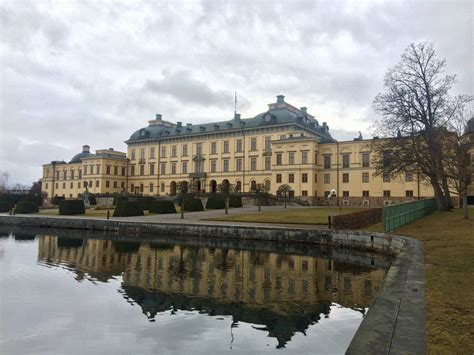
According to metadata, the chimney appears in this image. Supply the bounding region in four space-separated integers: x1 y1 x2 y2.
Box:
234 112 241 120
109 148 114 151
276 95 285 103
186 123 192 127
177 121 182 128
82 145 90 153
300 107 307 115
155 114 162 121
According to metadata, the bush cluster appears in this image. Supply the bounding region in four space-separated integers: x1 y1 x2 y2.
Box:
59 200 85 215
0 200 14 212
52 196 65 206
15 201 39 214
135 196 155 211
333 208 383 229
229 194 243 208
0 193 43 212
149 200 176 214
113 199 144 217
205 195 226 209
182 197 204 212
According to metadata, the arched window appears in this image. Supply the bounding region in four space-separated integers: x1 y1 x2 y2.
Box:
264 180 271 192
236 181 242 192
250 180 257 191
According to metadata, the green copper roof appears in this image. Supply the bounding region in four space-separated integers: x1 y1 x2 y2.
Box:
126 105 334 144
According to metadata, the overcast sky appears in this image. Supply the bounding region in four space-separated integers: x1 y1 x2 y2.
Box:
0 0 472 186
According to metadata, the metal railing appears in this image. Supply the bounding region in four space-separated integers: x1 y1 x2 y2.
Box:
383 198 437 233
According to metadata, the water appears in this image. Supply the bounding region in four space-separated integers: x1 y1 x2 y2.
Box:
0 228 390 354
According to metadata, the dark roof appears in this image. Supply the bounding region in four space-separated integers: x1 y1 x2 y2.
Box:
69 151 94 163
126 106 334 144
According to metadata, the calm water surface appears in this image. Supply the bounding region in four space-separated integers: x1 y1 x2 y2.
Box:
0 229 389 354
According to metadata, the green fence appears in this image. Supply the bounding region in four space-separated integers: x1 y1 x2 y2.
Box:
383 198 437 233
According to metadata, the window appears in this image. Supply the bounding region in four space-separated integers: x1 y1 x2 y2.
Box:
106 165 111 174
171 162 176 174
302 151 308 164
121 181 125 189
264 156 271 170
406 190 414 197
130 184 134 192
288 152 295 165
56 171 60 180
171 145 177 157
362 172 369 183
276 174 282 183
276 153 282 165
182 161 187 174
150 147 155 159
383 173 391 182
150 183 154 193
130 165 135 176
90 165 94 175
114 166 118 175
250 137 257 151
236 159 243 172
223 141 229 153
131 149 136 160
70 182 73 188
77 182 81 188
160 183 165 192
264 136 271 150
302 173 308 183
289 173 294 183
315 174 318 183
280 134 286 140
264 180 270 191
140 148 145 160
223 159 229 172
250 157 257 171
182 144 188 156
96 164 101 174
78 170 81 179
236 139 243 152
106 180 110 188
324 155 331 169
324 174 330 184
150 164 155 176
342 154 350 168
211 142 217 154
83 166 87 176
196 143 203 155
302 191 308 196
250 180 257 191
383 151 392 168
210 160 216 173
121 167 125 176
362 153 370 167
363 190 369 197
342 191 349 197
383 190 391 198
114 181 117 188
343 173 349 183
161 146 167 158
45 183 48 189
140 165 144 176
96 180 99 187
405 172 413 182
161 163 166 175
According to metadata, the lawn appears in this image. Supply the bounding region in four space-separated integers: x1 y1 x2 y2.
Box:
207 207 364 225
37 208 155 217
364 209 474 354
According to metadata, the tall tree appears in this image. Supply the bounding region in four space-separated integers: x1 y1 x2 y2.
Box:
177 181 189 219
276 184 291 209
217 180 234 215
373 42 471 211
255 183 269 212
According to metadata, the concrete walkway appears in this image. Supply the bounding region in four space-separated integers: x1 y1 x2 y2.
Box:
3 205 328 230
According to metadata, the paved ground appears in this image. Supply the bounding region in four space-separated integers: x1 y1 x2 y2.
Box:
5 205 328 230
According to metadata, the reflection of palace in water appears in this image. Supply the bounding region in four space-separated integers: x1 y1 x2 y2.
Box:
37 235 386 348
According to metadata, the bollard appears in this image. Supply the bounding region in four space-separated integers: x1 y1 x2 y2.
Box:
328 215 331 228
107 210 110 220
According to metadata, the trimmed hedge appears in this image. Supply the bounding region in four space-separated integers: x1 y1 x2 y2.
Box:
205 195 226 209
149 200 176 214
183 197 204 212
113 200 144 217
135 196 155 211
15 201 39 214
89 194 97 205
229 194 243 208
59 200 85 215
52 196 65 206
333 208 382 229
0 200 14 212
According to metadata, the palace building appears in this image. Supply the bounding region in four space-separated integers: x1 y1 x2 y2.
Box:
42 95 441 205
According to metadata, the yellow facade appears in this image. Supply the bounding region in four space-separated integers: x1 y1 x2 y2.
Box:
42 95 474 205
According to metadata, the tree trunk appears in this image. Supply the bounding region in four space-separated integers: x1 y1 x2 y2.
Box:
432 182 447 211
225 197 229 215
258 197 261 211
463 194 469 219
441 175 453 210
284 198 287 209
181 200 184 219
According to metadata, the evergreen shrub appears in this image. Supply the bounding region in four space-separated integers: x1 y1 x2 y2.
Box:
149 200 176 214
59 200 85 215
52 196 65 206
183 197 204 212
0 200 14 212
15 201 39 214
333 208 383 229
113 200 144 217
205 195 226 209
229 194 243 208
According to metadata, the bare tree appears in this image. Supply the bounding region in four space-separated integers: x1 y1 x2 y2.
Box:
276 184 291 209
255 183 269 211
0 171 8 191
217 180 234 215
373 42 472 211
444 107 473 219
177 181 189 219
